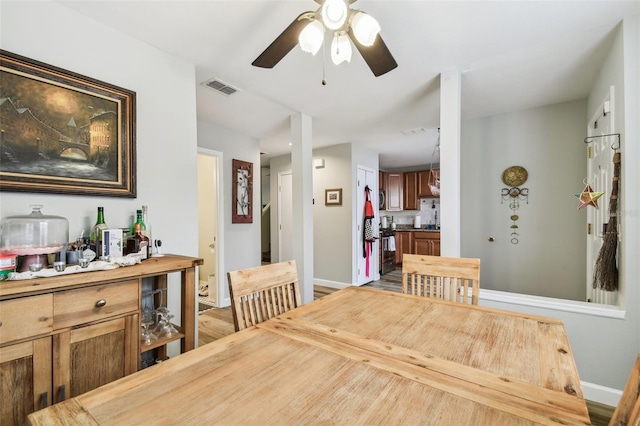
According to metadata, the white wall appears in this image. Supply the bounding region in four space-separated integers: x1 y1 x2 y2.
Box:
0 2 199 327
196 121 261 301
461 99 587 301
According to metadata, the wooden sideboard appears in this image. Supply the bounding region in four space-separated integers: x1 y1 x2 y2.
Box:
0 254 202 425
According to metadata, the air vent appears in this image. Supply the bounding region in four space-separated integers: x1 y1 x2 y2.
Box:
202 78 239 96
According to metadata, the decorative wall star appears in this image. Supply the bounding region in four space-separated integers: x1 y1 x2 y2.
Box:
575 184 604 209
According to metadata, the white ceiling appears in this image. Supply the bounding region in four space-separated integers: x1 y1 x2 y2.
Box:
58 1 639 169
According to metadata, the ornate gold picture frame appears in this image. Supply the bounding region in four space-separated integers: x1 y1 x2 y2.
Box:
0 50 136 197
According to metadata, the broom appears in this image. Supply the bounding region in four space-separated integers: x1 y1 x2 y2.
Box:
593 152 621 291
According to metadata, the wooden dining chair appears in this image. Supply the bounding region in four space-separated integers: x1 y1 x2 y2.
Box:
402 254 480 305
609 354 640 426
227 260 302 332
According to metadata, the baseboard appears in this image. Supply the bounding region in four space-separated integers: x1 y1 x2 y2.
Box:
581 381 621 407
314 278 350 289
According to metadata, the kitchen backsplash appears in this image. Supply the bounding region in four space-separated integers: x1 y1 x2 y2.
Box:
380 198 440 228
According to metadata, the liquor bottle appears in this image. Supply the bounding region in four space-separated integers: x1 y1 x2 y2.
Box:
125 223 149 260
90 207 108 259
130 209 146 235
141 205 152 246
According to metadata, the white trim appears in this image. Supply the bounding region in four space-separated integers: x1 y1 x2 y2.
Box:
480 289 626 319
197 148 227 309
314 278 349 290
581 380 622 407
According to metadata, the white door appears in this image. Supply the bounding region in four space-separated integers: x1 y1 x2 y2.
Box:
586 87 617 305
278 171 293 262
356 166 378 285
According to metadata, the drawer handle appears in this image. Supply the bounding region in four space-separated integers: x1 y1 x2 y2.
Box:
40 391 48 408
95 299 107 308
59 384 66 401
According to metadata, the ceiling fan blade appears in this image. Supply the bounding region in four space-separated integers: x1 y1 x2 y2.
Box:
347 30 398 77
252 13 312 69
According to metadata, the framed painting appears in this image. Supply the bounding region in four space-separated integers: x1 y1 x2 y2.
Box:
325 188 342 206
0 50 136 197
232 159 253 223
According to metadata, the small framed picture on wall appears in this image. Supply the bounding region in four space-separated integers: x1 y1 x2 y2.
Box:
325 188 342 206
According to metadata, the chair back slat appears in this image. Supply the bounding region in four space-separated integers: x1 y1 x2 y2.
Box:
610 354 640 426
228 260 301 331
402 254 480 305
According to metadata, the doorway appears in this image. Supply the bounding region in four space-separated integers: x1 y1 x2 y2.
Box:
197 149 226 308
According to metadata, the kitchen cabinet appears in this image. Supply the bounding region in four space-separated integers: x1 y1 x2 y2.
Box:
395 231 413 264
403 172 419 210
386 172 403 211
395 231 440 265
418 169 440 198
0 254 202 425
379 171 387 210
414 232 441 256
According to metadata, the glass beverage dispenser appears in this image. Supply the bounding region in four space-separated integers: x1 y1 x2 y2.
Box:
0 205 69 271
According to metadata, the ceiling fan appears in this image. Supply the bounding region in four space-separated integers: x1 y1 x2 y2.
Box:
252 0 397 77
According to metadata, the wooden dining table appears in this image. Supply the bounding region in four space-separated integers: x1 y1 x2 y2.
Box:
28 287 591 425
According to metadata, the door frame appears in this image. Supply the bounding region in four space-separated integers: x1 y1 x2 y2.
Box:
197 148 226 308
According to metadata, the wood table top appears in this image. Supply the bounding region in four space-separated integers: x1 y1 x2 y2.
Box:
28 287 590 425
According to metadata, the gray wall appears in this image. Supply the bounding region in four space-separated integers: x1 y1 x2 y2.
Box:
313 144 353 284
476 16 639 395
461 99 587 300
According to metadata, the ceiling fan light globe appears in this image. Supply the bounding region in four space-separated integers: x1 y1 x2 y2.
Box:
351 12 380 47
331 32 352 65
298 20 325 55
322 0 348 30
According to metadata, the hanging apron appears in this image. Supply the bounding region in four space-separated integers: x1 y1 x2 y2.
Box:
363 186 376 276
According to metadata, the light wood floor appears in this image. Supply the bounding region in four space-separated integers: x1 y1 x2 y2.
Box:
197 272 613 424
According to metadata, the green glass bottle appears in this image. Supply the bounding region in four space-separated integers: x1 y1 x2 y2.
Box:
130 209 146 235
90 207 108 259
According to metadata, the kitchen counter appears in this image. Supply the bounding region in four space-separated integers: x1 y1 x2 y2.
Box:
393 226 440 232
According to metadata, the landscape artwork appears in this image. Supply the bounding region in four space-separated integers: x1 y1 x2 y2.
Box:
0 50 136 197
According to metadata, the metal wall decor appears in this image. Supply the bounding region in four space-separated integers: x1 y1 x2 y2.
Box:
501 166 529 244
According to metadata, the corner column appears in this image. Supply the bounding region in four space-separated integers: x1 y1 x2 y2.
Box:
440 69 462 257
291 112 314 303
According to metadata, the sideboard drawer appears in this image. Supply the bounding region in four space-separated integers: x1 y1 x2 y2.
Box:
54 280 139 329
0 294 53 344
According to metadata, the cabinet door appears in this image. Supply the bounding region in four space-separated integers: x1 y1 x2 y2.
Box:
414 237 431 255
395 232 413 264
403 172 418 210
53 314 138 403
418 170 433 198
418 169 441 198
386 173 403 211
0 337 52 425
432 238 441 256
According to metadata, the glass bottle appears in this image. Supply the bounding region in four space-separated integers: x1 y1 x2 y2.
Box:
141 205 152 245
130 209 146 235
90 207 108 259
126 223 149 260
